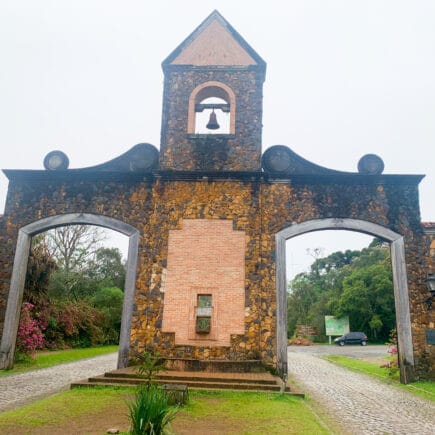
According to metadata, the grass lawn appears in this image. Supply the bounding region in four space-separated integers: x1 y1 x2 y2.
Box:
173 390 333 434
0 387 335 434
323 354 394 379
0 387 130 434
323 355 435 402
0 345 118 377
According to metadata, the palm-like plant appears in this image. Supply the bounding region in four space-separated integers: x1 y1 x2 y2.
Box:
128 384 178 435
127 351 179 434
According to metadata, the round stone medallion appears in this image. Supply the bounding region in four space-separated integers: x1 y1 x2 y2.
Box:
357 154 384 175
129 143 159 172
43 150 69 170
262 145 292 173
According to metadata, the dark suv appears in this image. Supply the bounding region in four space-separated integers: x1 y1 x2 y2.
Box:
334 332 368 346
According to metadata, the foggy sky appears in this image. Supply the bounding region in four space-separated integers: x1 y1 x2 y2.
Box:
1 1 434 276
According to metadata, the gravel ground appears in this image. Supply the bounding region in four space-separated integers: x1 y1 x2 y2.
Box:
288 347 435 435
0 352 117 413
288 344 390 358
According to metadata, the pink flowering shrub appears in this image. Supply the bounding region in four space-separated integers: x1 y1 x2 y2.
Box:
16 298 116 357
41 300 106 348
388 344 398 355
16 302 45 357
381 328 399 379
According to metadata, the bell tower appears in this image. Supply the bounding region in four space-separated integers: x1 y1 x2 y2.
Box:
160 10 266 171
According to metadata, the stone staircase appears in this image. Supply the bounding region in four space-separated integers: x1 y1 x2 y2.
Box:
71 366 303 396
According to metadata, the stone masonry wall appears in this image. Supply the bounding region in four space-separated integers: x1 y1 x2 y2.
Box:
0 174 433 378
0 177 154 334
130 179 263 362
423 225 435 379
160 69 264 171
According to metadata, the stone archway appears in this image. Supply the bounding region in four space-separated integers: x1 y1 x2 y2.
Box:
275 218 415 383
0 213 139 370
0 10 432 381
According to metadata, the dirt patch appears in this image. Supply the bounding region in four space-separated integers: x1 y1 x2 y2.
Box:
0 404 244 435
0 407 130 435
170 396 234 434
173 415 246 434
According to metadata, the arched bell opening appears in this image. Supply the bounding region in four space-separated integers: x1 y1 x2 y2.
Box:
188 81 236 135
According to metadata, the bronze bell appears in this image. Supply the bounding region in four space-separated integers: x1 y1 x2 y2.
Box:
206 109 220 130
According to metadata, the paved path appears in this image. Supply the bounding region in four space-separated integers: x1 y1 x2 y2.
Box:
0 352 117 413
288 344 390 359
288 348 435 435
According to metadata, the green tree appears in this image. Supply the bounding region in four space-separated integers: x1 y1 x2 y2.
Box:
287 241 395 342
313 249 361 275
287 274 318 336
335 262 395 339
86 247 126 290
47 268 93 300
47 241 126 301
24 234 57 304
91 286 124 343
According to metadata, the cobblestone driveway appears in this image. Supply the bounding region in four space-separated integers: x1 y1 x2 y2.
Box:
0 352 117 413
288 347 435 434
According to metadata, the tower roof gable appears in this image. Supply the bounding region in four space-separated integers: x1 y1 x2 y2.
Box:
162 10 266 71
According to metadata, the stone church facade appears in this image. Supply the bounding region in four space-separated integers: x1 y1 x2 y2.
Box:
0 11 433 382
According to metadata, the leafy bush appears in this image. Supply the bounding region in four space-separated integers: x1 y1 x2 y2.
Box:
380 359 399 378
127 384 178 435
16 294 121 353
41 299 106 348
16 302 45 357
91 286 124 343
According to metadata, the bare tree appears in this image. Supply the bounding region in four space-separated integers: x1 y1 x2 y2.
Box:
306 247 325 277
44 225 107 273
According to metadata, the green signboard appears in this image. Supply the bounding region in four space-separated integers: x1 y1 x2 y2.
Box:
325 316 350 336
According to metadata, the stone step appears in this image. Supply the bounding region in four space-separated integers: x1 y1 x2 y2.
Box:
102 370 278 386
162 358 266 373
70 367 305 396
71 377 293 393
93 376 284 391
